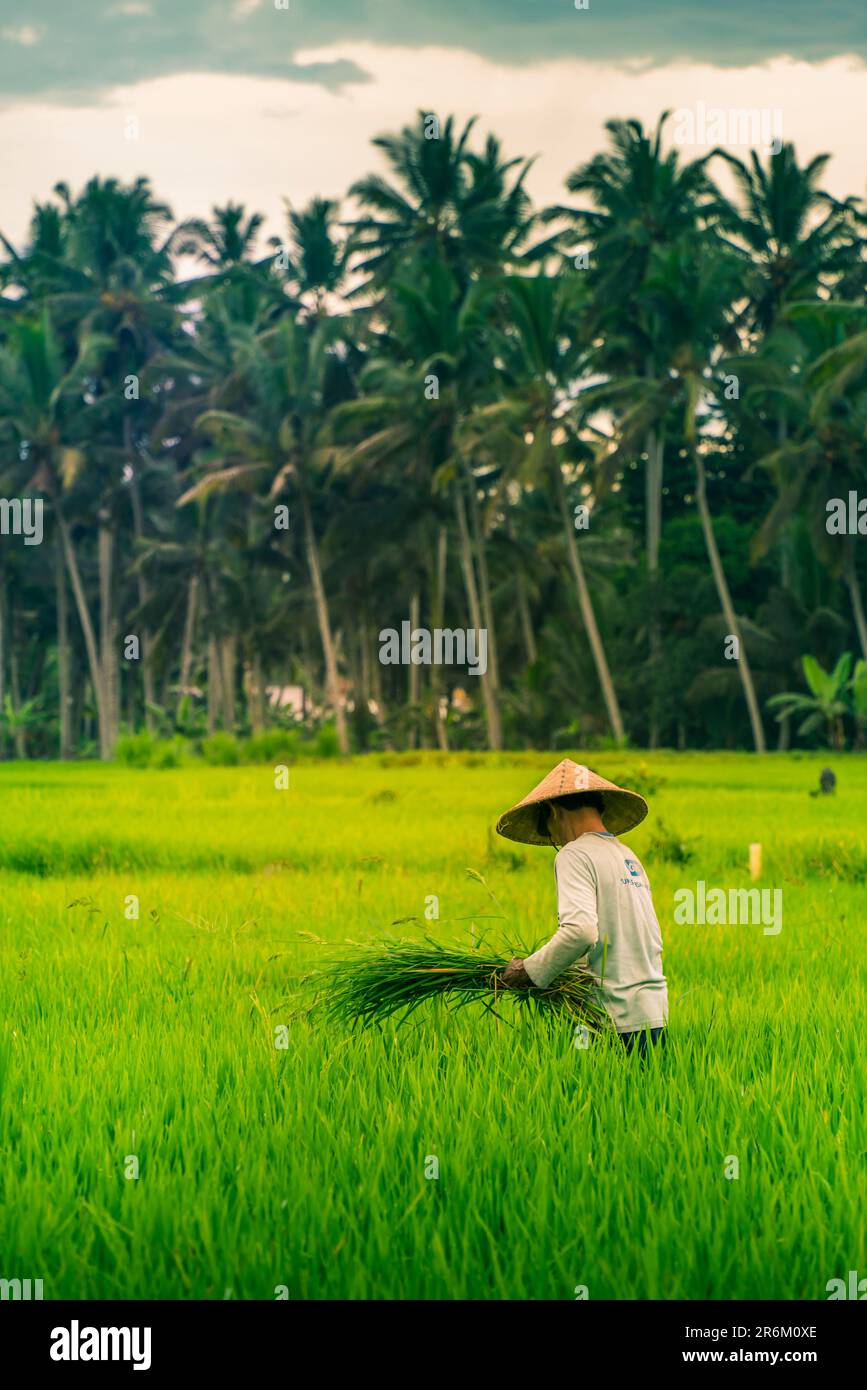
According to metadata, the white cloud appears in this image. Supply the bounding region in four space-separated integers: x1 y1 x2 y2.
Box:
0 44 864 247
231 0 263 19
2 25 41 46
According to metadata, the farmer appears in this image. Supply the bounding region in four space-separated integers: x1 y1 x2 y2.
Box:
495 760 668 1056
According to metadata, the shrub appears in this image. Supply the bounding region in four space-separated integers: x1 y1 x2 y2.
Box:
606 761 667 799
115 725 341 767
241 729 301 764
115 732 158 768
153 737 189 769
313 724 341 758
647 820 694 864
201 732 241 766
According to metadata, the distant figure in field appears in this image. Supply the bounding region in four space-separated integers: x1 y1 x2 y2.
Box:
494 759 668 1059
809 767 836 798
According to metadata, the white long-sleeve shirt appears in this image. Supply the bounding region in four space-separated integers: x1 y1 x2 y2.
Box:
523 831 668 1034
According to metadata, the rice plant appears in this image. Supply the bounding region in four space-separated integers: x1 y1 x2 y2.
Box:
2 753 865 1298
308 936 609 1030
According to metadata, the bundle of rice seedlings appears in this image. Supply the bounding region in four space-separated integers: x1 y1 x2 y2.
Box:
307 936 608 1031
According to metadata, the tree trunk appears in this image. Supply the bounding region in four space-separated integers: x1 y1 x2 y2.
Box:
54 497 112 758
177 573 199 720
300 486 349 754
8 604 26 759
98 512 119 753
693 450 766 753
554 464 625 743
369 623 387 734
516 569 537 666
460 458 500 691
777 412 792 592
207 635 221 735
645 427 664 748
432 526 449 750
359 616 371 715
255 652 268 730
0 574 5 759
246 651 266 734
220 635 236 731
844 544 867 659
453 486 502 748
408 587 420 749
70 656 84 752
125 419 156 732
56 545 72 758
357 614 380 747
646 428 664 578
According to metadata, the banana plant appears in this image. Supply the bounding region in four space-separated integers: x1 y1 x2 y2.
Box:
767 652 852 749
850 658 867 748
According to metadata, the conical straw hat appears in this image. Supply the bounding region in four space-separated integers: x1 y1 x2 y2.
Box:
495 758 648 846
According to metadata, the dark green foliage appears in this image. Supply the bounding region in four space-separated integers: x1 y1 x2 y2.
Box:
0 119 865 759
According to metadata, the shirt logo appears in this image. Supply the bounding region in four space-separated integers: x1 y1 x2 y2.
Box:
620 858 647 889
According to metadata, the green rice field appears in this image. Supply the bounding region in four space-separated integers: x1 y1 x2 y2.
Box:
1 751 864 1299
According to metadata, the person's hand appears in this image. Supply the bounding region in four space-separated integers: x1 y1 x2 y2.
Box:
500 956 533 989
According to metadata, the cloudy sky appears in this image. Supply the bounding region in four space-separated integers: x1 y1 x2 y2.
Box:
1 0 865 245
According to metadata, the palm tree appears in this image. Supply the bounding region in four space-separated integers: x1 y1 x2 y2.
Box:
0 312 115 755
714 144 863 598
175 202 265 271
330 253 504 748
552 113 725 742
271 197 354 313
347 112 540 293
553 114 722 304
712 145 861 335
344 114 553 748
462 273 626 741
179 313 353 752
638 238 768 751
752 303 867 658
173 198 359 751
9 177 185 744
